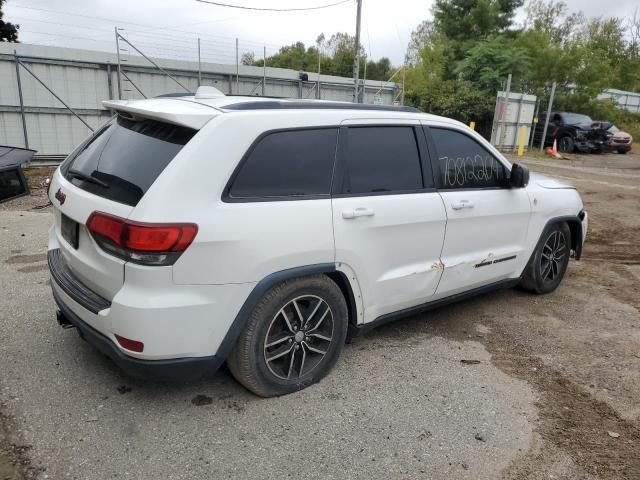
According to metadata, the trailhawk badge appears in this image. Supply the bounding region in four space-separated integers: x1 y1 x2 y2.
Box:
54 188 66 205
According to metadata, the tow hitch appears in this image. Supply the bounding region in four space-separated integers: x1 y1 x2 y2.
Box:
56 310 75 329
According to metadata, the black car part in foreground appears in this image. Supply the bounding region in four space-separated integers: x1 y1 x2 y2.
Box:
0 145 34 203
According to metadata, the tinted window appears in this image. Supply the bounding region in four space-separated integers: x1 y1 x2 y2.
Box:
342 127 422 194
0 169 27 202
229 128 337 199
62 117 196 206
430 128 508 189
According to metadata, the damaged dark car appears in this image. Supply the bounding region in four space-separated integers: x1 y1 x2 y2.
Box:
534 112 633 154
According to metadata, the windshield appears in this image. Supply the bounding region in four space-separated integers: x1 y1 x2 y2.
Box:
608 125 620 133
563 113 593 125
61 116 196 206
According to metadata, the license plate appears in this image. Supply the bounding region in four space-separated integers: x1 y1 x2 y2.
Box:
61 213 79 249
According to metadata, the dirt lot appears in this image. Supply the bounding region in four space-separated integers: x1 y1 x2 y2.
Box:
1 153 639 479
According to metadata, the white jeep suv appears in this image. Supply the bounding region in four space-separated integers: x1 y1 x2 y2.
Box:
47 87 587 397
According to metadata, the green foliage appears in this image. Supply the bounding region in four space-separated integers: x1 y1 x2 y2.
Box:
403 0 640 140
255 32 392 81
455 38 530 91
432 0 524 64
0 0 19 42
259 41 320 72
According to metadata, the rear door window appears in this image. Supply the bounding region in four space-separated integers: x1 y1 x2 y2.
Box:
61 116 196 206
227 128 338 200
339 126 423 194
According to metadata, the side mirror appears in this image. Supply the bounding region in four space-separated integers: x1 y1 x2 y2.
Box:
510 163 530 188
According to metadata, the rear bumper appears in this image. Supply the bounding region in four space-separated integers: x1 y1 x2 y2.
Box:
52 287 223 381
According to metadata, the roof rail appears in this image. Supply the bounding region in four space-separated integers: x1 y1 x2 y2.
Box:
155 92 194 98
223 101 420 113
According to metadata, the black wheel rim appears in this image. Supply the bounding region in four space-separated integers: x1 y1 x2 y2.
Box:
540 231 567 282
263 295 334 380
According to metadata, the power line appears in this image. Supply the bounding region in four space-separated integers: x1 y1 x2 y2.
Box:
195 0 351 12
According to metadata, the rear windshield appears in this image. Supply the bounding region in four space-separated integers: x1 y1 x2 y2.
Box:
61 116 196 206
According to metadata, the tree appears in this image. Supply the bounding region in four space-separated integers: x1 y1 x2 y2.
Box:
455 37 530 92
241 52 256 66
253 32 393 81
0 0 19 42
258 41 319 72
432 0 524 62
365 57 392 81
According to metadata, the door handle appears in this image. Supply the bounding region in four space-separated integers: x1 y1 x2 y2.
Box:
342 207 375 219
451 200 475 210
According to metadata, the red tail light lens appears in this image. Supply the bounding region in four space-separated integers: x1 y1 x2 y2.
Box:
114 334 144 353
87 212 198 266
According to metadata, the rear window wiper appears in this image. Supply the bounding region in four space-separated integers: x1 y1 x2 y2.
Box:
68 169 109 188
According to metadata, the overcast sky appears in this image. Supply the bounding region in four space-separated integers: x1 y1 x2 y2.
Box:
4 0 638 66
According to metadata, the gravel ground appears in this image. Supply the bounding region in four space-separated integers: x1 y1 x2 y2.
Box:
1 152 639 479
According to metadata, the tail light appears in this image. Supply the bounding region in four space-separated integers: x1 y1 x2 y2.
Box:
87 211 198 266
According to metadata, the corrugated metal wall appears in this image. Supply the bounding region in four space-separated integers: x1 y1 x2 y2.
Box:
598 89 640 113
0 44 399 157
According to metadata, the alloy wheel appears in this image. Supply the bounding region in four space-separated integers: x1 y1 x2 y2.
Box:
540 230 567 282
263 295 334 380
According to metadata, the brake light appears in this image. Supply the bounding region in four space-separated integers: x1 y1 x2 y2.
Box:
87 212 198 266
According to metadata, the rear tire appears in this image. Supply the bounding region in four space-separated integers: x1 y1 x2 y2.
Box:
227 275 348 397
519 222 571 294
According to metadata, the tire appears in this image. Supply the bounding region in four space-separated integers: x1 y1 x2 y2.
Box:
519 222 571 294
227 275 348 397
558 136 575 153
618 149 628 154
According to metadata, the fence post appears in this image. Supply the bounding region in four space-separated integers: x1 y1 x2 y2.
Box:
13 51 29 150
114 27 122 100
106 63 113 100
529 97 539 151
263 46 266 96
227 74 233 94
498 73 512 151
235 38 239 95
197 38 202 87
540 82 556 152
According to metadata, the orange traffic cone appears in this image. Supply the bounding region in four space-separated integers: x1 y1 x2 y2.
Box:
551 139 559 157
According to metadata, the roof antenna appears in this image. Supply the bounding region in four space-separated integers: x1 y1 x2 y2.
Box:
195 86 226 99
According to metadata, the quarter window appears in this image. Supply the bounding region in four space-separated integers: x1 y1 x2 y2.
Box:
228 128 337 199
430 128 508 189
341 126 423 194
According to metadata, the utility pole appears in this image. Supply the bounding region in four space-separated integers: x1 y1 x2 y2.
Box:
352 0 362 103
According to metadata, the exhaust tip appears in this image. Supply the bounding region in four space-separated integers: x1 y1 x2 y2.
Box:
56 310 75 329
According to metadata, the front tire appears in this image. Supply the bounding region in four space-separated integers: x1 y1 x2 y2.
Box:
520 222 571 294
558 136 575 153
227 275 348 397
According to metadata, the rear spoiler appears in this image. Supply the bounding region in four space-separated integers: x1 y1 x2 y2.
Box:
103 98 218 130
